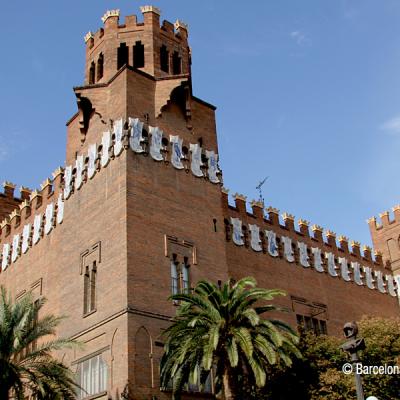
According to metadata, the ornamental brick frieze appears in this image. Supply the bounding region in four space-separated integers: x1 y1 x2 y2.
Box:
222 190 399 299
0 117 221 273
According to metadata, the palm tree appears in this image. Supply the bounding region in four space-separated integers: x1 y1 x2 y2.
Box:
0 286 79 399
160 277 301 400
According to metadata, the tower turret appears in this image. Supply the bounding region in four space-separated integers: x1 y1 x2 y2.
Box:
83 6 190 85
66 6 216 166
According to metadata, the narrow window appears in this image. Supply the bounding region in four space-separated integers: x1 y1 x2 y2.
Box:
171 260 178 296
160 45 169 72
133 41 145 68
97 53 104 81
83 262 96 315
83 266 90 314
90 262 97 312
172 51 181 75
117 42 129 70
181 261 190 294
89 61 96 84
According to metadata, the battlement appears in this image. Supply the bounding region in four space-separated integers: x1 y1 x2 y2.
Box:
368 205 400 275
221 190 400 300
368 206 400 230
83 6 190 85
0 117 222 272
221 189 384 266
0 182 25 223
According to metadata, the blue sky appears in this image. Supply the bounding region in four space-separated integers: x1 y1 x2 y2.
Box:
1 0 400 247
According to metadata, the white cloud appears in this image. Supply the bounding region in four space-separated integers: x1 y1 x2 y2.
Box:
380 116 400 135
290 30 310 46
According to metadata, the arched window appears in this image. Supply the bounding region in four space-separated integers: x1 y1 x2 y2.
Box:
160 45 169 72
89 61 96 84
133 41 145 68
97 53 104 81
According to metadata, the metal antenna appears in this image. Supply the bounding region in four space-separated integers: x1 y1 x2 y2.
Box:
256 176 268 205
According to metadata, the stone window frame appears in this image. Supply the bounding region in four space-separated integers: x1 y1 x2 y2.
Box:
80 242 101 317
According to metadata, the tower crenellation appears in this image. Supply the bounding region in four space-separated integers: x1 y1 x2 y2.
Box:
83 6 190 86
369 205 400 275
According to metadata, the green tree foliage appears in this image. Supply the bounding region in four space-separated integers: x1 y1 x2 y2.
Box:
0 286 79 399
160 277 301 400
257 316 400 400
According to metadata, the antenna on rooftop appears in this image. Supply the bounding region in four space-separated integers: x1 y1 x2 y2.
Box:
256 176 268 206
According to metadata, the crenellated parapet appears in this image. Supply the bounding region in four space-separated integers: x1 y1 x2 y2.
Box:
0 117 222 274
83 6 190 84
369 206 400 275
222 190 399 299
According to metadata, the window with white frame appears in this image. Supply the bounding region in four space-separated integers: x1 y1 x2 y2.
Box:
170 256 190 296
76 354 107 399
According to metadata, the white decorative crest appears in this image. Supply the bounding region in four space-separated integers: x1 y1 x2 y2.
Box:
339 257 351 282
311 247 324 272
149 126 163 161
1 244 10 271
249 224 262 252
385 274 397 297
129 118 144 153
174 19 188 31
374 271 386 294
230 217 244 246
63 165 73 199
33 214 42 245
84 31 93 43
88 144 97 179
362 266 375 290
351 262 364 286
57 194 64 224
298 242 310 267
140 5 161 15
170 135 184 169
113 118 124 157
281 236 294 262
102 9 120 23
101 131 111 167
189 143 203 177
205 150 220 183
11 234 20 263
44 203 54 235
265 230 279 257
326 252 338 277
22 224 31 254
75 155 84 190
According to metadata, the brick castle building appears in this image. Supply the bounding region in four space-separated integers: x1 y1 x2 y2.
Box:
0 6 399 400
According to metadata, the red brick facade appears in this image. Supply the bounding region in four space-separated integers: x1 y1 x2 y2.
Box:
0 6 399 400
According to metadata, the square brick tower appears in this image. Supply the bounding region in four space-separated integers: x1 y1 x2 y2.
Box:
0 5 399 400
0 6 228 399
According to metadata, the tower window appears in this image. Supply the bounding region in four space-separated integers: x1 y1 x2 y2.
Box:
117 42 129 70
97 53 104 81
160 45 169 73
172 51 182 75
89 61 96 84
133 41 145 68
83 261 97 315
